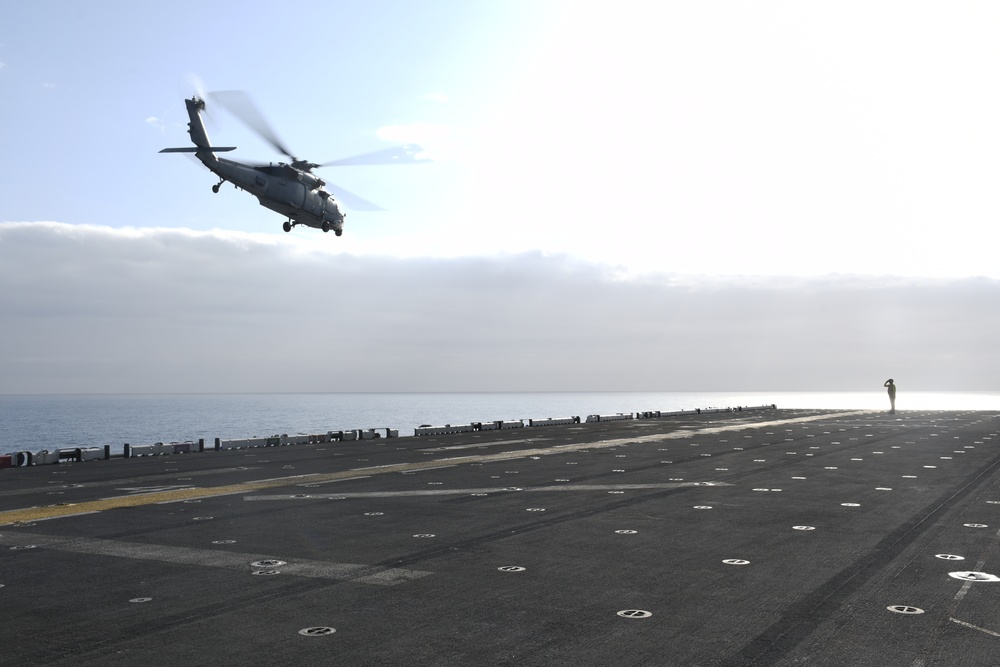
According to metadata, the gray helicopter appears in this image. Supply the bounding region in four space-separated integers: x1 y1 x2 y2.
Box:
160 91 425 235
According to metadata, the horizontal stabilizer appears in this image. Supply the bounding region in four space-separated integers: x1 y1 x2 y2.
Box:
159 146 237 153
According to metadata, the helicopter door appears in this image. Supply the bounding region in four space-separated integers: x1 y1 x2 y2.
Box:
273 180 306 207
304 190 323 218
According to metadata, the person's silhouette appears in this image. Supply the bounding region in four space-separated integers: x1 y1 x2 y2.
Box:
884 379 896 414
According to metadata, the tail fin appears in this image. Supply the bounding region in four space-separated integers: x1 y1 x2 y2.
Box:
159 146 236 153
159 97 235 156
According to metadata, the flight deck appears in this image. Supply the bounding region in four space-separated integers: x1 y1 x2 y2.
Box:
2 407 999 666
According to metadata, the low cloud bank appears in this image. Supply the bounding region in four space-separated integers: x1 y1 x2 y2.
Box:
1 222 997 393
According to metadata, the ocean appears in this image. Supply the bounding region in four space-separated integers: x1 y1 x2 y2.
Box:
2 391 999 456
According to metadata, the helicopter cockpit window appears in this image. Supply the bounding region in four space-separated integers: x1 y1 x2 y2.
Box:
255 176 266 187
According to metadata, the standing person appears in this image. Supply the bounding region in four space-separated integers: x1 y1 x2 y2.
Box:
884 379 896 414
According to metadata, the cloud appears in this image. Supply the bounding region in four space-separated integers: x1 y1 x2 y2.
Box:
1 222 998 394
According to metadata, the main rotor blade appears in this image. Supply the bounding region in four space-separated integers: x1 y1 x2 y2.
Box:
210 90 296 159
320 144 428 167
328 184 384 211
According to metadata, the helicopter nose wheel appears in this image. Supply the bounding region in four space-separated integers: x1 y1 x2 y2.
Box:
335 229 342 237
282 221 292 233
322 222 330 233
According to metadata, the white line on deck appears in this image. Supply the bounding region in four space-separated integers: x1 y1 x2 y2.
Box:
297 475 371 486
0 531 430 586
418 437 552 452
245 481 729 500
950 617 1000 638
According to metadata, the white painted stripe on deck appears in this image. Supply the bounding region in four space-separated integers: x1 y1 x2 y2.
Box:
452 411 875 459
245 481 729 500
244 474 321 484
950 617 1000 638
418 437 552 452
28 511 103 522
297 475 371 486
0 531 430 586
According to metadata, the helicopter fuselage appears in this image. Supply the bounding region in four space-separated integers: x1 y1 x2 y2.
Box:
201 155 345 234
163 96 344 234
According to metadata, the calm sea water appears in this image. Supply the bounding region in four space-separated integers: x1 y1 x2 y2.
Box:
2 391 999 455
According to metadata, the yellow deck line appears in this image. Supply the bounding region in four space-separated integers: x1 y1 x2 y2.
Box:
0 410 870 524
0 459 464 524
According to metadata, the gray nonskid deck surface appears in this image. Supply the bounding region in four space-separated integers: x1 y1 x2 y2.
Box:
2 409 999 666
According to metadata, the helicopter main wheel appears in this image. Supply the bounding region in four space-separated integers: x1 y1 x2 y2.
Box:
282 221 292 233
212 184 220 193
322 222 330 233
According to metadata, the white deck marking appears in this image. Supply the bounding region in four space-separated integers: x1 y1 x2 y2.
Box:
949 617 1000 638
116 485 198 495
297 475 371 486
243 474 320 484
245 481 730 501
0 531 429 586
418 437 552 452
479 411 874 457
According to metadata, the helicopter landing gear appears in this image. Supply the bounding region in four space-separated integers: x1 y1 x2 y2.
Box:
282 221 292 233
322 221 330 233
335 229 342 237
212 178 224 194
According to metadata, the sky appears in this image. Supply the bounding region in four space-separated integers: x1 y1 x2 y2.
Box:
2 1 999 393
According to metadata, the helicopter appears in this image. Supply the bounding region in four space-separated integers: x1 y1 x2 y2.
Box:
160 91 426 235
